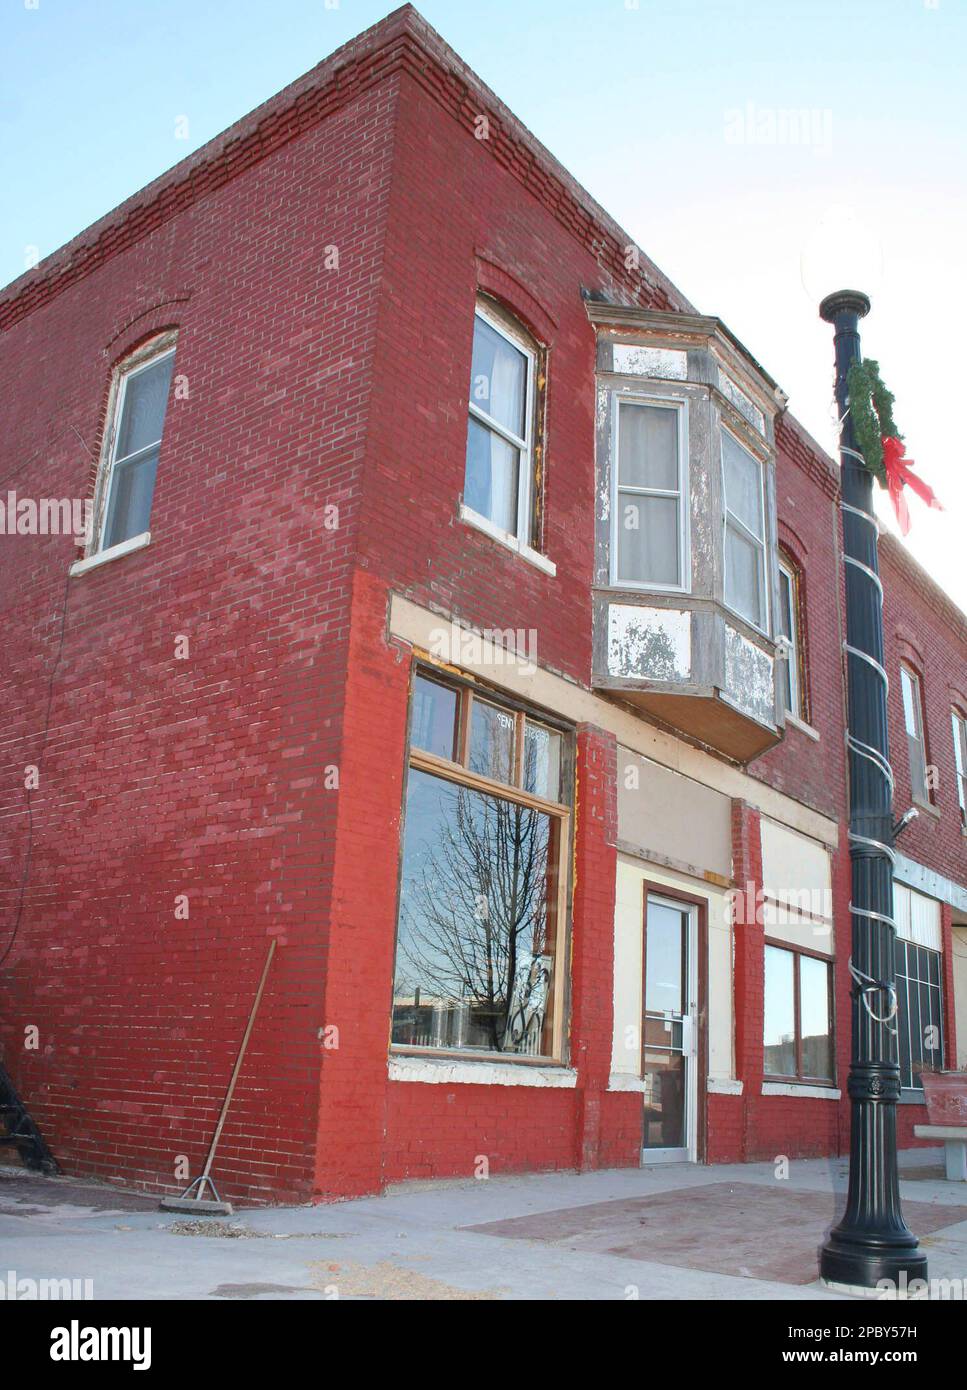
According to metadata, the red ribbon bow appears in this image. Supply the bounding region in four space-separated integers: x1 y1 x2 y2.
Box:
882 435 942 537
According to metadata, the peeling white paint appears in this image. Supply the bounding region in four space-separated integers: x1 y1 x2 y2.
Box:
388 1055 578 1087
607 1072 648 1092
719 371 766 435
723 625 774 725
612 345 688 381
707 1077 744 1095
607 605 691 681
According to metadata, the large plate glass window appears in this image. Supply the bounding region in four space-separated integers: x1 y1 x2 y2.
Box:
464 302 536 542
894 884 944 1089
393 672 570 1060
614 399 687 590
722 428 768 630
97 342 176 552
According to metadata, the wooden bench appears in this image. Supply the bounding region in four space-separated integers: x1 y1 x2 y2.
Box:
914 1124 967 1181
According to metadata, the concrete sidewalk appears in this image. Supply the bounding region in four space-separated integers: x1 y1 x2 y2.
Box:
1 1150 965 1300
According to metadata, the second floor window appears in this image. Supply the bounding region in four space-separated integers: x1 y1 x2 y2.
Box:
953 709 967 829
96 341 176 553
464 302 536 543
777 557 803 718
722 428 768 631
900 664 930 804
613 399 687 590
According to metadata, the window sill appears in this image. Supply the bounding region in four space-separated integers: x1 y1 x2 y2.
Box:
707 1077 744 1096
607 1072 647 1092
784 713 820 742
899 1089 928 1106
459 504 556 576
69 531 151 576
388 1053 576 1088
761 1081 840 1100
912 797 941 821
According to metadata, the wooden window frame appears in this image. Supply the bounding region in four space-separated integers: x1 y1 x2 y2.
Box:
777 554 806 721
392 667 573 1065
721 425 770 635
464 299 539 548
90 333 178 557
900 662 932 808
763 938 835 1085
952 708 967 831
610 395 691 595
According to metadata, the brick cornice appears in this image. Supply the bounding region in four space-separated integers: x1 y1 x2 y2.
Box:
880 532 967 647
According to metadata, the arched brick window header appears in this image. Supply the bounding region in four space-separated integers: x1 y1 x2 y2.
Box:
473 255 557 347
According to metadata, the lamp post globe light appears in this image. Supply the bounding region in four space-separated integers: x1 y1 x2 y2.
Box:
817 286 927 1293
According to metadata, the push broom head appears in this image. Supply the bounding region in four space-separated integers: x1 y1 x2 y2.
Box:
159 1174 233 1215
159 1195 234 1215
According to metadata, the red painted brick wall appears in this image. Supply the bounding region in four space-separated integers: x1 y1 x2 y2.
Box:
1 8 963 1203
0 77 401 1203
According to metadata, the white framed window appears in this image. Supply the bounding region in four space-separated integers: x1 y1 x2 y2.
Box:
777 557 803 718
900 664 930 805
611 397 689 591
721 427 768 632
93 339 176 554
463 302 537 545
952 709 967 829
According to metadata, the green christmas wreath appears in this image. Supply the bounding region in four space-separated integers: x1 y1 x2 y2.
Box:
846 357 902 487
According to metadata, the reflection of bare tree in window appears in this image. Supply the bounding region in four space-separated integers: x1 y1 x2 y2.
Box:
397 780 553 1053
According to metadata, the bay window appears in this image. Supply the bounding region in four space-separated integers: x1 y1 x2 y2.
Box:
392 672 571 1060
722 428 768 631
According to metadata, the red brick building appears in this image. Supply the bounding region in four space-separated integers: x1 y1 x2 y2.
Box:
1 7 964 1204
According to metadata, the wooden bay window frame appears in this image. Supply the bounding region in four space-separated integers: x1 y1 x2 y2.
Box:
609 393 691 594
392 668 572 1064
721 425 770 635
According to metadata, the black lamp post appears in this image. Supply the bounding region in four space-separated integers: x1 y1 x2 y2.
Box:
818 290 927 1291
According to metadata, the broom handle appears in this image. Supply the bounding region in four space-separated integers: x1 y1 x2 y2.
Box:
199 938 277 1183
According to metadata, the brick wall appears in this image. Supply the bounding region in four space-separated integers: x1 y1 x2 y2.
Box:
1 7 963 1201
0 79 400 1202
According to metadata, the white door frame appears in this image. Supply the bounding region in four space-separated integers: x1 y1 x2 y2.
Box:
641 892 699 1165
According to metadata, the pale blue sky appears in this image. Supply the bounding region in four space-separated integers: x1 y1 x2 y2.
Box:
3 0 964 603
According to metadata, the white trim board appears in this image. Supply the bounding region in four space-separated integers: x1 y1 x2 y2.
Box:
388 592 839 847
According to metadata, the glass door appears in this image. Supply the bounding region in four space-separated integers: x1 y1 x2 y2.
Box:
642 894 698 1162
